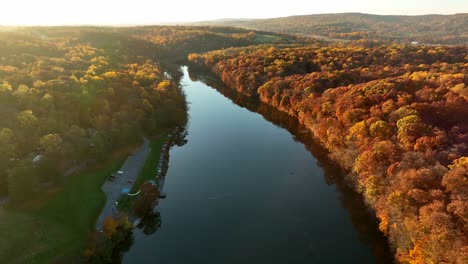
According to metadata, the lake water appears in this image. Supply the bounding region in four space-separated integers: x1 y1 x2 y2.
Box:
122 66 392 263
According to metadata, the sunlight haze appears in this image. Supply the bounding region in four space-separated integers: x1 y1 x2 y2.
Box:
1 0 466 25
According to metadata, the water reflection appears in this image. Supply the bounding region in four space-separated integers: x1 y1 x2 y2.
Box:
187 66 393 263
111 126 188 263
136 211 161 235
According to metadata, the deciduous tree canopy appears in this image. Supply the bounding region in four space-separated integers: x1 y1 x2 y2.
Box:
0 28 190 200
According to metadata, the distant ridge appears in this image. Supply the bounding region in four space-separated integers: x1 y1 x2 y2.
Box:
188 13 468 45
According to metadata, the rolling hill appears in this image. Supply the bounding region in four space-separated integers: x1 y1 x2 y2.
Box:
190 13 468 45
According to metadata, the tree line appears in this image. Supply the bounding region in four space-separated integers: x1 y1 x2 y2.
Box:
195 13 468 45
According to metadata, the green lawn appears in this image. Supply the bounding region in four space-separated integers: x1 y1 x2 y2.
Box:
131 136 168 193
0 155 127 263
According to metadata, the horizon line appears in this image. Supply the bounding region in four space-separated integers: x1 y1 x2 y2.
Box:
0 12 466 27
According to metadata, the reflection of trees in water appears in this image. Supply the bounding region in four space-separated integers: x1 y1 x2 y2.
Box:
188 66 393 264
111 230 135 264
158 124 188 192
112 124 188 262
137 210 162 235
173 127 189 147
136 124 188 233
108 208 163 263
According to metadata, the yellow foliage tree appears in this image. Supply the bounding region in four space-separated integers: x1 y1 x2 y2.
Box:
103 216 118 238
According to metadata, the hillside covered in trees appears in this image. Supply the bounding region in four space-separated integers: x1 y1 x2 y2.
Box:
192 13 468 45
0 27 188 201
189 43 468 263
117 26 299 62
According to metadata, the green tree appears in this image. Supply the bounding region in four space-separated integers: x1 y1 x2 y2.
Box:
17 110 38 129
133 182 159 218
0 128 16 195
39 133 63 157
7 159 37 203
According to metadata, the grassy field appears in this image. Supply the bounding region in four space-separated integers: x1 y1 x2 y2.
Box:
0 151 129 263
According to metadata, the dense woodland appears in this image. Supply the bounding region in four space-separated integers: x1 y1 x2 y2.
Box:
116 26 299 62
0 28 187 202
189 43 468 263
194 13 468 45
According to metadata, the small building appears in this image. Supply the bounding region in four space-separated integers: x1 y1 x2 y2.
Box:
32 155 44 164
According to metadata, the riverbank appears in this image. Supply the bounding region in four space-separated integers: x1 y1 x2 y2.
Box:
95 138 151 230
115 132 175 213
96 133 171 225
130 135 170 193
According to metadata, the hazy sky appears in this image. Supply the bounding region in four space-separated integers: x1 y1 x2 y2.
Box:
1 0 466 25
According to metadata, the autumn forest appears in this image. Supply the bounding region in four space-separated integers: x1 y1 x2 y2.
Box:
0 12 467 264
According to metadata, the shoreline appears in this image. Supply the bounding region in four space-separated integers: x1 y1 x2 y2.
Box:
97 130 177 229
95 138 151 230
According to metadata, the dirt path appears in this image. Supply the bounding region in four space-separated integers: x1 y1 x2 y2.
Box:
96 138 151 230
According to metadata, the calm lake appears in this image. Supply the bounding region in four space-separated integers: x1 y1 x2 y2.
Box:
123 66 392 263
